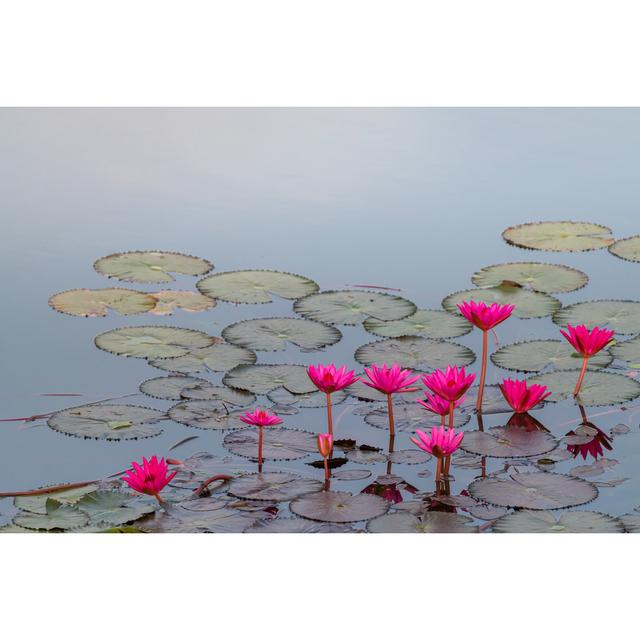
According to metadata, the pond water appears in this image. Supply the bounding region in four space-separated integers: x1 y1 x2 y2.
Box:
2 108 640 532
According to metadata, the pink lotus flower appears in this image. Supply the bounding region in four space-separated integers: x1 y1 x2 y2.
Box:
307 364 359 394
499 378 551 413
417 392 465 418
122 456 177 503
239 409 284 427
362 363 420 395
317 433 333 458
457 301 515 331
421 366 476 403
410 425 464 483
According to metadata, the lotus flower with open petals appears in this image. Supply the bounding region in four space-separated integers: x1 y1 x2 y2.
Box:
499 378 551 413
122 456 177 497
410 425 464 458
239 408 283 427
421 366 476 403
560 324 615 357
307 364 359 394
457 300 515 331
362 363 420 395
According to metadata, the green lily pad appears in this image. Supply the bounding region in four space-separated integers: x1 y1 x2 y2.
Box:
363 309 472 339
471 262 588 293
608 235 640 263
442 286 560 319
290 491 388 523
491 339 613 372
355 336 476 370
502 221 614 252
77 491 156 526
293 290 416 325
179 384 256 405
49 288 157 317
15 484 99 514
367 511 477 533
527 370 640 406
492 510 623 533
197 269 318 304
223 364 317 395
267 387 347 408
223 427 317 461
222 317 341 351
244 517 353 533
228 472 323 501
138 505 263 533
149 342 256 373
14 499 89 531
552 299 640 334
147 290 215 315
460 426 558 458
619 513 640 533
95 325 215 359
94 251 213 283
364 402 470 432
48 404 165 440
139 375 211 400
610 335 640 366
168 400 254 431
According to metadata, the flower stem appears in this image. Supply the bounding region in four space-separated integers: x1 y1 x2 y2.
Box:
154 493 164 506
258 425 263 472
387 394 395 437
435 456 442 484
475 330 488 413
440 414 445 427
193 474 233 496
323 457 330 482
326 392 333 437
574 356 589 397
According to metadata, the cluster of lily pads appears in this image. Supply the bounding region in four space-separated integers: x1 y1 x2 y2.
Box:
4 221 640 533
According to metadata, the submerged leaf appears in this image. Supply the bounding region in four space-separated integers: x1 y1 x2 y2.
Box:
471 262 588 293
502 221 614 252
290 491 389 523
553 299 640 334
492 510 623 533
223 364 317 395
49 288 156 317
363 309 472 339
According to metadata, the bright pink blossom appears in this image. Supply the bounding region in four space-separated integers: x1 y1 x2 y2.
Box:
417 392 464 417
362 363 420 395
499 378 551 413
421 366 476 403
239 408 283 427
307 364 359 394
560 324 615 357
457 300 515 331
317 433 333 458
410 425 464 458
122 456 177 497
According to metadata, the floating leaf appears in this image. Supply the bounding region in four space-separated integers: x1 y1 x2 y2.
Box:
468 472 598 509
355 336 476 370
223 427 317 461
608 235 640 263
502 221 614 252
244 517 353 533
14 499 88 531
149 343 256 373
168 400 253 431
94 251 213 283
365 402 470 432
442 286 560 319
228 472 323 501
471 262 588 293
363 309 472 339
387 449 432 465
460 426 558 458
223 364 317 395
48 404 165 440
197 269 318 304
267 387 347 408
619 514 640 533
468 504 508 520
612 424 630 435
77 491 156 525
610 335 640 366
332 469 372 481
222 317 341 351
459 386 515 414
49 288 157 317
15 484 99 514
138 505 262 533
147 290 215 315
139 375 211 400
346 449 388 465
169 453 255 489
552 299 640 334
491 339 612 372
492 510 623 533
95 325 215 359
293 290 416 325
527 370 640 406
367 511 476 533
290 491 388 523
180 384 255 405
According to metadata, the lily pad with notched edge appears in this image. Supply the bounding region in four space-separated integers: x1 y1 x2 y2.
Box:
365 402 470 432
460 426 558 458
228 472 323 501
180 384 256 405
355 336 476 370
139 376 211 400
49 288 157 317
619 514 640 533
223 364 317 395
244 517 354 533
169 453 256 490
332 469 373 481
363 309 472 339
468 504 509 520
502 221 614 252
168 400 255 431
610 335 640 366
77 491 156 526
95 325 215 359
492 509 623 533
222 317 341 351
197 269 318 304
48 404 165 440
345 372 423 403
94 251 213 283
267 387 347 408
13 499 89 531
137 505 263 533
223 427 316 461
147 290 215 315
552 299 640 335
468 472 598 509
387 449 432 464
149 342 256 373
346 449 388 464
458 386 516 414
290 491 388 523
15 484 99 514
471 262 588 293
293 290 416 325
367 511 476 533
608 235 640 263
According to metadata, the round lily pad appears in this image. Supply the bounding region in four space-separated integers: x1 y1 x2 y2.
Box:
48 404 165 440
365 402 470 432
491 339 613 372
222 317 341 351
345 373 421 403
95 325 215 359
95 251 213 283
502 221 614 252
139 375 211 400
244 517 353 533
223 364 317 395
610 335 640 365
332 469 372 481
458 385 516 415
367 511 476 533
267 387 347 408
468 504 508 520
460 426 558 458
345 449 388 465
223 427 317 461
290 490 388 523
355 336 476 370
228 472 323 501
168 400 254 431
619 514 640 533
149 342 256 373
552 299 640 334
15 484 99 514
608 235 640 263
471 262 588 293
387 449 432 464
293 290 417 326
147 290 215 315
77 491 156 526
492 509 623 533
169 453 256 489
180 384 256 405
527 370 640 406
197 269 318 304
442 286 560 319
49 288 157 317
468 472 598 509
363 309 472 339
14 499 89 531
138 505 262 533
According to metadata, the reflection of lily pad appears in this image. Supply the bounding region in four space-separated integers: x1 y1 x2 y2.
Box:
77 491 156 526
197 269 318 304
293 290 416 325
608 235 640 263
223 427 316 461
244 517 353 533
223 364 317 395
15 484 99 514
492 510 623 533
363 309 472 339
365 402 469 432
367 511 476 533
471 262 588 293
552 299 640 334
168 400 253 431
468 472 598 509
222 317 341 351
14 499 88 531
95 325 215 359
148 290 215 315
48 404 165 440
290 491 388 523
95 251 213 283
49 288 156 317
460 426 558 458
139 375 211 400
228 472 322 501
267 387 347 408
355 336 475 370
491 339 612 372
610 335 640 366
502 221 614 252
149 343 256 373
527 370 640 406
442 286 560 319
180 384 255 405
